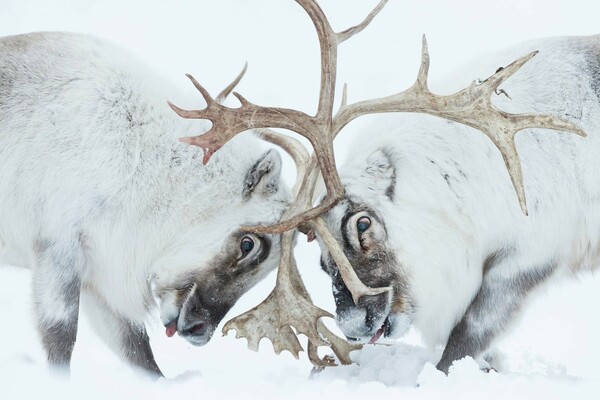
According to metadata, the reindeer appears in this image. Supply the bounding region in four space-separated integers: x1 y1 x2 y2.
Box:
319 34 600 372
0 31 290 376
168 0 593 374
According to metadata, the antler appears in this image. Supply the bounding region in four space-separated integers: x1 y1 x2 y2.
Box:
223 229 362 367
332 36 586 214
224 129 364 366
172 0 587 368
169 0 390 230
170 1 584 217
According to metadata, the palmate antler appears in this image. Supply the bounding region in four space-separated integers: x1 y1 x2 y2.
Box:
222 129 367 366
170 0 586 366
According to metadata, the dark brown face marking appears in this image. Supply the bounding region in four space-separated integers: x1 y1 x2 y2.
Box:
321 199 409 339
339 202 395 284
173 231 275 345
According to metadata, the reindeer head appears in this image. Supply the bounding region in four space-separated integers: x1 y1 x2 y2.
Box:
147 66 291 345
169 0 585 365
150 146 289 346
318 149 414 343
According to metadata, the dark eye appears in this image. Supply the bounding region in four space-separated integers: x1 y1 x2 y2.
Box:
357 217 371 233
240 236 255 256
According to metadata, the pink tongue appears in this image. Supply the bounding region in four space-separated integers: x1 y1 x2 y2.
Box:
165 323 177 338
368 327 385 344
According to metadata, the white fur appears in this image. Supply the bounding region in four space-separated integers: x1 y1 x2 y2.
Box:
0 32 288 331
335 35 600 347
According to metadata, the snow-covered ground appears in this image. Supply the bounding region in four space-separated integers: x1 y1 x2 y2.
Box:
1 0 600 398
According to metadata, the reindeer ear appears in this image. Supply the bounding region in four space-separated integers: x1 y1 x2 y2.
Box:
363 149 396 200
243 149 282 199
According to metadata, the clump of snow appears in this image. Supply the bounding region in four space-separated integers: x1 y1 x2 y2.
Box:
316 341 439 387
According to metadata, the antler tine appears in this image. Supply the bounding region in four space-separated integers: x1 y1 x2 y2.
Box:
216 62 248 103
167 100 204 120
185 73 215 103
416 34 431 89
334 83 349 119
317 320 362 365
341 83 348 108
336 0 389 43
294 0 337 120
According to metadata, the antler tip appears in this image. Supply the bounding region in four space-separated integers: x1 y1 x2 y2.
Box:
515 185 529 216
202 152 213 165
177 135 216 164
232 91 249 105
421 34 430 54
513 50 538 70
184 73 214 102
525 50 538 63
167 100 187 116
520 201 529 216
184 73 199 85
415 36 431 89
178 136 194 145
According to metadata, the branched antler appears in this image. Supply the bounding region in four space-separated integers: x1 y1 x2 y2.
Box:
173 0 587 368
332 36 586 214
224 129 369 365
170 0 391 231
223 228 362 366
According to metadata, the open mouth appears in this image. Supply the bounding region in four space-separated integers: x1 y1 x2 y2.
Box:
368 316 391 344
165 316 212 344
344 315 392 343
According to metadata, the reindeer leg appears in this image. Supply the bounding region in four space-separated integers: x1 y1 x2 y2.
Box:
82 293 163 378
32 238 84 372
436 250 557 374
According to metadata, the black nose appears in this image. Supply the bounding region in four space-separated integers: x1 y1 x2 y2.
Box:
179 320 208 337
361 293 389 330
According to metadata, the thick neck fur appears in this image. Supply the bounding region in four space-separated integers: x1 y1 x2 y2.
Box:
0 32 276 322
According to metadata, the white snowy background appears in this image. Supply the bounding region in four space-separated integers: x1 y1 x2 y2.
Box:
1 0 600 398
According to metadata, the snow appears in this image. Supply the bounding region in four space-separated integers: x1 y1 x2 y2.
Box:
1 0 600 398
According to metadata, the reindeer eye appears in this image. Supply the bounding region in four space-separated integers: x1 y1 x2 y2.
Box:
240 236 255 256
356 217 371 233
